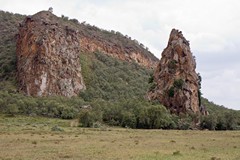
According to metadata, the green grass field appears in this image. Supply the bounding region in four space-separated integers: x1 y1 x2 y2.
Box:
0 114 239 160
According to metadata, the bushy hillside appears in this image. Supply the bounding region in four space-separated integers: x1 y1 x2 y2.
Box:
201 97 230 114
79 52 152 101
0 11 24 81
200 98 240 130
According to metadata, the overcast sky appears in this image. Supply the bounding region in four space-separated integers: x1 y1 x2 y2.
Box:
1 0 240 110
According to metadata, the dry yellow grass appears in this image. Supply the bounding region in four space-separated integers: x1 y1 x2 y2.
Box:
0 114 240 160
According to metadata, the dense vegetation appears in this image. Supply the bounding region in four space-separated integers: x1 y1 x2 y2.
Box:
79 52 152 101
0 10 240 130
0 11 24 81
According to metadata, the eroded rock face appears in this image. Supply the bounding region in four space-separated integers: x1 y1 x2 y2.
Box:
16 10 158 97
16 11 85 97
147 29 200 114
79 37 158 68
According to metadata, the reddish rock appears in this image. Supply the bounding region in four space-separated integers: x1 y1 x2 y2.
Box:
147 29 201 114
79 37 158 68
16 11 85 97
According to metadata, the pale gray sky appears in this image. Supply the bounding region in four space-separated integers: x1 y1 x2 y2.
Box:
1 0 240 110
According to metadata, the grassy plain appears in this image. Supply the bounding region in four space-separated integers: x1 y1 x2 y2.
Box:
0 114 240 160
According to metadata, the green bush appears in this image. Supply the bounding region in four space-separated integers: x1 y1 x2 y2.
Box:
121 111 136 128
137 104 175 129
215 114 227 130
61 107 77 119
215 112 238 130
51 125 64 132
200 115 217 130
149 82 157 91
168 60 177 70
176 114 193 130
148 73 154 84
173 79 184 89
6 103 19 116
78 110 95 127
168 86 175 97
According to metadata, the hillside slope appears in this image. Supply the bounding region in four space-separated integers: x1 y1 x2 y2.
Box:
0 11 24 81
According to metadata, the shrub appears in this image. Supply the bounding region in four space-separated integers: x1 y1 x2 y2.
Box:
102 103 122 126
215 114 227 130
6 103 18 116
149 82 157 91
168 86 175 97
200 115 217 130
168 60 177 70
138 105 175 129
51 125 64 132
172 150 181 156
121 111 136 128
148 73 154 84
78 110 95 127
225 112 238 130
61 108 76 119
173 79 184 89
177 114 193 130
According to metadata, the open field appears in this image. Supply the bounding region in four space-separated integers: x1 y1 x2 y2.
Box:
0 114 240 160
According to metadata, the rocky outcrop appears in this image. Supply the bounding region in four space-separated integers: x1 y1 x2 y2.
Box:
147 29 201 114
16 10 158 97
79 36 158 68
64 17 158 68
16 11 85 97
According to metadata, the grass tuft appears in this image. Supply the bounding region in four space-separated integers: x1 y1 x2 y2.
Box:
51 126 64 132
32 141 37 145
172 150 181 156
170 140 176 143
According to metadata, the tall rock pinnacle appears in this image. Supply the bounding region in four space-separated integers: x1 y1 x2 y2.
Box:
147 29 201 114
16 11 85 97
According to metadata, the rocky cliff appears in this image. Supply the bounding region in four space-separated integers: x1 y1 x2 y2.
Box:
16 10 158 97
78 31 158 68
147 29 201 114
16 11 85 97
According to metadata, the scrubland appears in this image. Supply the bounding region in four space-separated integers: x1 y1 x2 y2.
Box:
0 114 239 160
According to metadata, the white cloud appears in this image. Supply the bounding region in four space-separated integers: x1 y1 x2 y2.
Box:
0 0 240 110
202 69 240 110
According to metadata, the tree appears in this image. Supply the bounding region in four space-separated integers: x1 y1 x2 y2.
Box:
200 115 217 130
224 112 238 130
121 111 136 128
138 105 174 129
